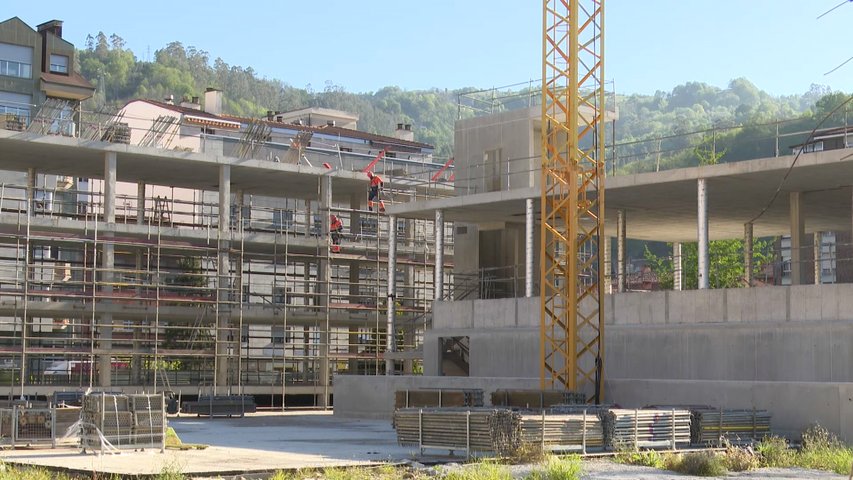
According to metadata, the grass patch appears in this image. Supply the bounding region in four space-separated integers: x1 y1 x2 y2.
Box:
614 449 665 469
0 463 74 480
756 435 795 468
796 424 853 475
666 452 728 477
524 455 582 480
444 461 512 480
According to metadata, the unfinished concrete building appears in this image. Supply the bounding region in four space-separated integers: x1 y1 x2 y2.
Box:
336 103 853 441
0 95 454 407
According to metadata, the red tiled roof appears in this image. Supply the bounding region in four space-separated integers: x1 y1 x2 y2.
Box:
40 71 94 90
220 114 435 151
133 99 225 120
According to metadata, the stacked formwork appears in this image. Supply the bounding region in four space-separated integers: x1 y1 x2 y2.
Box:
0 129 453 406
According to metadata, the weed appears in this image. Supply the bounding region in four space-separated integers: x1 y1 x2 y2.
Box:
756 435 795 468
667 452 727 477
524 455 582 480
797 425 853 476
614 450 664 469
510 442 547 464
721 446 759 472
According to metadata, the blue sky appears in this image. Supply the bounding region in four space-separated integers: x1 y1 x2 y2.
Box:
10 0 852 96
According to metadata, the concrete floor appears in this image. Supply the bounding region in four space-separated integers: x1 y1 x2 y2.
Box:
0 411 411 477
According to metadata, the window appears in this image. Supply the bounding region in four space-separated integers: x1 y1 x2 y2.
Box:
0 92 32 125
271 327 285 345
272 209 293 230
0 43 33 79
49 54 68 74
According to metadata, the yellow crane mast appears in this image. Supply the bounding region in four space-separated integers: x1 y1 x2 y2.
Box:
540 0 606 402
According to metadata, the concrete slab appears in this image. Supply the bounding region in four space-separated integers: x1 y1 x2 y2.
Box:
0 412 409 477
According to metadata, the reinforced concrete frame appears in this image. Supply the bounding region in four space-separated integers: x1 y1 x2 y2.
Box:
0 136 453 405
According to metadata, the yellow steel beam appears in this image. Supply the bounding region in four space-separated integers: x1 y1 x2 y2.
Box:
540 0 605 402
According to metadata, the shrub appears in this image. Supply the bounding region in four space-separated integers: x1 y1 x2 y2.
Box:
668 452 727 477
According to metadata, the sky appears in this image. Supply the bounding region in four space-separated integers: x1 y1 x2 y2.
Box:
9 0 853 96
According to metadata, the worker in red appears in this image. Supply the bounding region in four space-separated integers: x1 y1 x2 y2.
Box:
329 214 344 253
366 171 386 212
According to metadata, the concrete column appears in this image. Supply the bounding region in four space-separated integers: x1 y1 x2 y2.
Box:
524 198 534 297
26 168 36 205
348 329 359 374
318 175 331 407
789 191 805 286
814 231 822 285
434 209 444 300
673 242 683 291
216 165 231 389
386 214 397 375
697 179 709 289
99 152 116 387
744 223 754 287
136 182 145 224
616 209 626 292
603 236 612 294
133 182 144 384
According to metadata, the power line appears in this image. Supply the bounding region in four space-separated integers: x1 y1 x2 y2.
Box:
816 0 851 19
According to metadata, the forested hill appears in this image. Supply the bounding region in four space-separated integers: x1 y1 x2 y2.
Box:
78 33 849 161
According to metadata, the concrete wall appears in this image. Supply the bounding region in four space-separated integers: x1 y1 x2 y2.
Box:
607 379 853 441
454 107 537 196
428 285 853 382
333 374 540 419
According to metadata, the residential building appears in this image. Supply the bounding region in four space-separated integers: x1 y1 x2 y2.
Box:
0 17 94 133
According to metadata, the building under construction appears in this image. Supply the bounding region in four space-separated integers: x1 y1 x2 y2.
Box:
0 94 454 407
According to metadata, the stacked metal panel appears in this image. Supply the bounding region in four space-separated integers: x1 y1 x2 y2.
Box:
394 408 499 454
181 395 257 417
393 407 605 456
394 389 484 409
81 393 164 452
518 412 605 452
690 408 771 446
600 408 692 450
491 390 586 409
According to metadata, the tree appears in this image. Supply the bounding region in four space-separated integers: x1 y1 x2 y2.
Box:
644 238 774 290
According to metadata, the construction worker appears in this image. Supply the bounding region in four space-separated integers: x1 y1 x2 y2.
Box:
366 171 386 212
329 214 344 253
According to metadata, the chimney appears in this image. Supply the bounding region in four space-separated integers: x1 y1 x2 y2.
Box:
203 87 223 115
37 20 63 38
180 96 201 110
394 122 415 142
266 110 274 120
